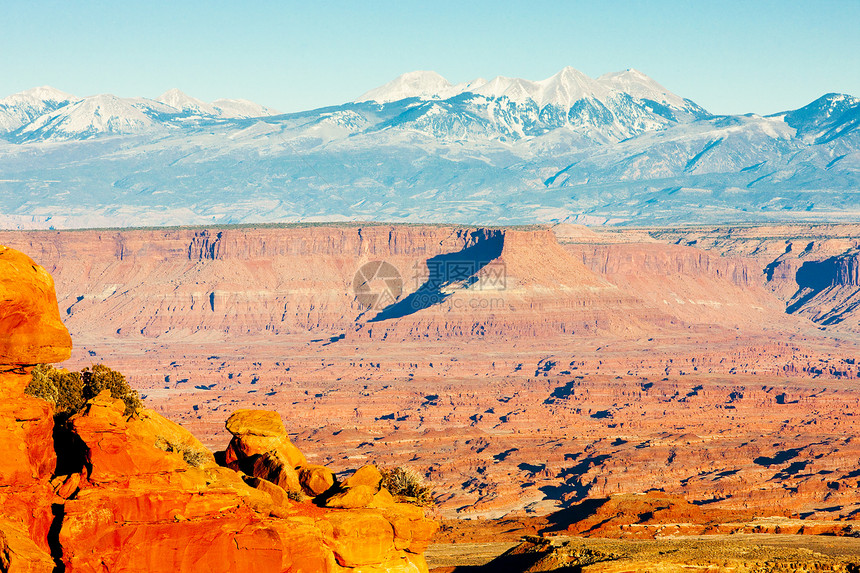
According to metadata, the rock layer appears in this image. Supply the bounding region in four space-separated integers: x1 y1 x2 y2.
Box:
0 243 437 573
4 226 860 545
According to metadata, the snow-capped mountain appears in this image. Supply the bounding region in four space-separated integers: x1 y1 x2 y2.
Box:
157 88 218 116
781 93 860 144
356 67 709 142
4 87 278 142
0 68 858 229
13 94 174 142
0 86 76 133
356 71 455 103
211 98 278 119
358 67 695 109
156 89 279 119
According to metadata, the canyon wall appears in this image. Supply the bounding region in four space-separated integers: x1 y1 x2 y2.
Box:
0 224 816 345
3 224 860 531
651 224 860 337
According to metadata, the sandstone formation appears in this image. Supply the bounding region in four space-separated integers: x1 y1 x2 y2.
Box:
3 225 860 551
0 245 71 367
0 244 437 572
0 245 72 573
649 223 860 337
0 225 804 343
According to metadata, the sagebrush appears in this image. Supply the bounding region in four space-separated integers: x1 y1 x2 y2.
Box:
380 466 434 507
154 436 209 468
25 363 142 416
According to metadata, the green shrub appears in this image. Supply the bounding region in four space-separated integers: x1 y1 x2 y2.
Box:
25 363 140 416
380 466 435 507
26 364 58 404
82 364 142 415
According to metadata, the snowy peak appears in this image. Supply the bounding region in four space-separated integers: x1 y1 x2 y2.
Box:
467 67 611 107
783 92 860 143
0 86 77 133
785 93 860 124
1 85 279 140
157 88 216 116
211 98 278 118
15 93 161 142
156 89 277 118
357 66 700 114
1 85 77 107
356 71 453 103
536 66 610 106
597 69 687 109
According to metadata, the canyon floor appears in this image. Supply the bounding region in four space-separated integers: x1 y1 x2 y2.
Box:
3 222 860 569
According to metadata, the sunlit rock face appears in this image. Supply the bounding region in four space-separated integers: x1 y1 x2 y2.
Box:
0 244 437 573
0 244 71 377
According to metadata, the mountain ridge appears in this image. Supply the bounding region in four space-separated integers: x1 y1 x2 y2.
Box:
0 67 857 229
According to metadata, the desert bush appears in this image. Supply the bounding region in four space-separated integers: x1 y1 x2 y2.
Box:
25 364 86 414
82 364 142 415
181 448 209 468
380 466 434 507
25 363 140 416
154 435 209 468
26 363 58 403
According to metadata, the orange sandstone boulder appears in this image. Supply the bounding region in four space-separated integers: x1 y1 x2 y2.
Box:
344 464 383 490
369 487 397 508
322 509 396 568
250 450 302 493
70 391 193 481
243 476 292 507
381 503 439 554
225 409 307 469
0 245 71 375
325 464 384 508
299 464 337 497
325 485 377 509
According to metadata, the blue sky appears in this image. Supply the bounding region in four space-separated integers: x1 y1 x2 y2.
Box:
2 0 858 115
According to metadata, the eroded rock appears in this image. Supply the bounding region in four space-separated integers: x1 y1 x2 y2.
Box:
0 245 437 573
0 245 71 376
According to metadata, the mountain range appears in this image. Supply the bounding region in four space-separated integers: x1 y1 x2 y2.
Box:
0 67 858 229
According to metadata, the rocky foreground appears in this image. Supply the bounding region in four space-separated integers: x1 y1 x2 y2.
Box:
0 245 436 572
429 534 860 572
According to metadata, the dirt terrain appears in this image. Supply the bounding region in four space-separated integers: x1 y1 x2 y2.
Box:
427 534 860 572
1 223 859 544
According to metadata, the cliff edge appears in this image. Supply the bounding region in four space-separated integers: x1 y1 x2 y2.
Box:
0 243 437 573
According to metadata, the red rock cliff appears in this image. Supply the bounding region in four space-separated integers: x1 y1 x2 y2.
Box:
0 243 437 573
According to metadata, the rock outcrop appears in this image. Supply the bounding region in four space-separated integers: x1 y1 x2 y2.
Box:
650 223 860 337
0 244 437 572
0 245 71 369
0 245 72 573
